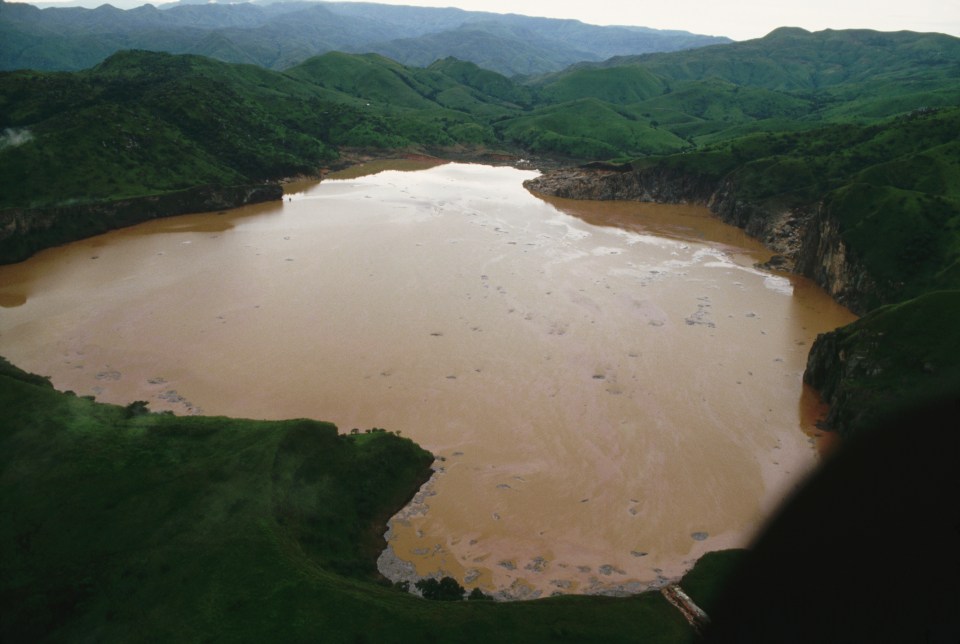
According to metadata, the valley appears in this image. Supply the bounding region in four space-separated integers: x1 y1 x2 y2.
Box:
1 8 959 640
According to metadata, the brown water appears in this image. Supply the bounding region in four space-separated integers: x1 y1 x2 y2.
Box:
0 162 855 598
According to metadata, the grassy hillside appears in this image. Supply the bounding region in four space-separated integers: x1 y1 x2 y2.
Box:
529 28 960 147
286 52 520 120
600 27 960 92
651 108 960 307
0 51 332 208
536 65 666 105
497 98 689 158
427 56 534 108
0 357 708 642
803 291 960 435
286 51 443 110
0 50 508 211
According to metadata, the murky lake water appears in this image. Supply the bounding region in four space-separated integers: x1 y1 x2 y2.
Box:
0 162 855 598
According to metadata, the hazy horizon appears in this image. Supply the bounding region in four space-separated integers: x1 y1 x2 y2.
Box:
8 0 959 41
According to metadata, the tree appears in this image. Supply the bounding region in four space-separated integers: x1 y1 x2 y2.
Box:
468 587 493 601
124 400 150 417
415 576 465 601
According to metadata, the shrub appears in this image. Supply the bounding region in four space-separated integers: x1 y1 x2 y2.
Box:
415 576 465 601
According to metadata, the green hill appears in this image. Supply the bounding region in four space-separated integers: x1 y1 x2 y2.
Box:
497 98 688 158
537 65 666 105
0 49 507 214
603 27 960 92
287 52 521 119
0 51 333 208
804 290 960 435
286 51 441 110
528 28 960 146
427 56 534 108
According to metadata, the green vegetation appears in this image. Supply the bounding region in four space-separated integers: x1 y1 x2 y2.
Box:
804 291 960 436
496 98 688 158
3 28 958 218
0 51 414 210
522 28 960 151
1 27 956 209
601 27 960 95
0 49 535 216
415 576 466 601
1 356 707 642
536 66 666 105
677 549 747 615
641 108 960 307
2 23 960 638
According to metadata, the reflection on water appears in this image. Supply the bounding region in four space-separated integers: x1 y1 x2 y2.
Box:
0 163 856 598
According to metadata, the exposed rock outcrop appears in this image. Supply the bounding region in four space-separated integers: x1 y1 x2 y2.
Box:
803 290 960 436
802 321 881 436
0 182 283 264
794 205 882 312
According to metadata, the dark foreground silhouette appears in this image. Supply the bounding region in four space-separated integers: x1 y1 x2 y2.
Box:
705 397 960 643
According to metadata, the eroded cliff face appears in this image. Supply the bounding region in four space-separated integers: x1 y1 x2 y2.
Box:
802 324 878 436
803 290 960 437
525 167 878 315
794 205 882 312
0 183 283 264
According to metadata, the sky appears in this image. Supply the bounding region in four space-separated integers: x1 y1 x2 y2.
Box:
355 0 959 40
18 0 960 41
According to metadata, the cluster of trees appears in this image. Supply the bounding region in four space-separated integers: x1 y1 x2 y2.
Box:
397 577 493 601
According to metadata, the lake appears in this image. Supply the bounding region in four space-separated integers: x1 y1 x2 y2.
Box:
0 161 856 598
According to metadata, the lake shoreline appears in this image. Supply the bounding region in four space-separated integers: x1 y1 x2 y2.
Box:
0 163 854 599
0 147 563 266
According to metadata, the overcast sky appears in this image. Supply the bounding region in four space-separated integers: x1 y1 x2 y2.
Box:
17 0 959 40
336 0 958 41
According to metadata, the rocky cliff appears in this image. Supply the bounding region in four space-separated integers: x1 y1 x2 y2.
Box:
0 182 283 264
803 291 960 436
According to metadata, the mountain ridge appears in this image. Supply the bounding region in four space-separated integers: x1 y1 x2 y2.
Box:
0 0 730 75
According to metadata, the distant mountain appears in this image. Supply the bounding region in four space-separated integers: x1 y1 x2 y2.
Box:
0 0 730 75
511 27 960 151
587 27 960 91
